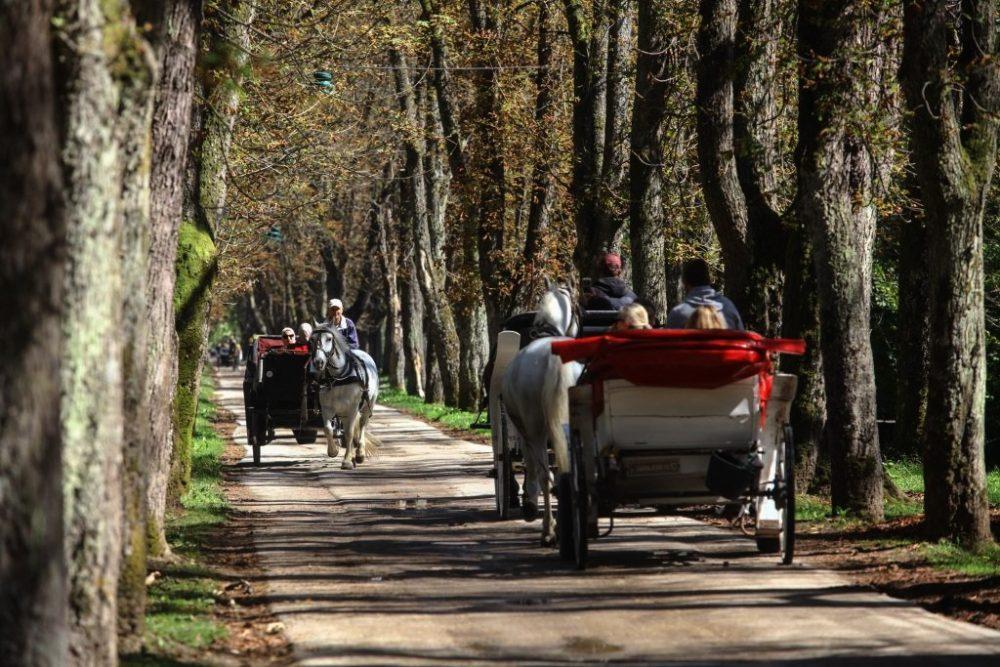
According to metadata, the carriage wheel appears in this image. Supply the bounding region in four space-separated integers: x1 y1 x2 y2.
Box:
494 402 515 519
557 472 574 561
570 437 589 570
293 429 318 444
250 413 263 465
780 425 795 565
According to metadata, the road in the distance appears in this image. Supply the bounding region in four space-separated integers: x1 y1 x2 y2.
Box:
215 369 1000 665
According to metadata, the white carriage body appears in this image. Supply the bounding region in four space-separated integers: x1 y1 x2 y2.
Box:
569 373 797 538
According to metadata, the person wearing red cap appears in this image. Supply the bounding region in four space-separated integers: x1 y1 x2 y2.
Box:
582 252 638 310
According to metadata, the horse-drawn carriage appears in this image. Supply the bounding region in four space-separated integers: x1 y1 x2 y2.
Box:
488 287 804 569
243 335 323 464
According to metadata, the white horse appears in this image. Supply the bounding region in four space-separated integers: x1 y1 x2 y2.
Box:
309 325 380 470
501 280 582 545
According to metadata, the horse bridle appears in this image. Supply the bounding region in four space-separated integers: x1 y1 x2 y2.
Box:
309 328 358 386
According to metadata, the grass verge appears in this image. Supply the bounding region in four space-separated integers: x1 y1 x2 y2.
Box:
134 372 229 661
378 380 489 437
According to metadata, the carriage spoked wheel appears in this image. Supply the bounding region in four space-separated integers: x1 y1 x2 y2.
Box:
779 425 795 565
570 435 589 570
249 412 264 465
494 402 515 519
757 426 795 563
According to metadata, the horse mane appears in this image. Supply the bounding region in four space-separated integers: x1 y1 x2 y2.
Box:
531 279 578 338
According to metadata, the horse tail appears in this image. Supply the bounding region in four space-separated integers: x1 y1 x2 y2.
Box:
361 430 381 460
544 355 581 474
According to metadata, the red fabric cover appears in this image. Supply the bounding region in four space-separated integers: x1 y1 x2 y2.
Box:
550 329 804 389
255 337 309 357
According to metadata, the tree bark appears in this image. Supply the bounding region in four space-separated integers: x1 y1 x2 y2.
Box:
114 19 158 653
797 0 884 519
628 0 672 322
0 2 68 663
894 196 929 458
390 47 462 406
171 0 254 499
55 0 130 659
400 246 426 398
141 0 202 557
696 0 786 333
902 0 998 547
377 185 406 391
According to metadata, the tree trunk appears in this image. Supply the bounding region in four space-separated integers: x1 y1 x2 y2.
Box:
0 2 68 663
55 0 130 659
377 195 406 390
400 248 426 398
797 0 884 519
628 0 672 323
696 0 787 333
902 0 998 547
520 0 558 305
142 0 202 557
114 21 158 654
894 197 929 458
390 47 461 405
171 0 254 499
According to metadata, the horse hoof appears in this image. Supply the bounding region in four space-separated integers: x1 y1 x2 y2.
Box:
522 501 538 522
341 459 355 470
355 453 365 464
327 445 340 458
541 534 557 548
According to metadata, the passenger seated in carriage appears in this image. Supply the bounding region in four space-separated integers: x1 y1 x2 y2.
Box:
666 258 744 330
685 305 726 330
581 252 638 311
611 303 652 331
298 322 313 344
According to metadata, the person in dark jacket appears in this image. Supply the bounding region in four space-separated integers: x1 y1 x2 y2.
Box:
665 258 745 330
323 298 360 349
582 252 638 310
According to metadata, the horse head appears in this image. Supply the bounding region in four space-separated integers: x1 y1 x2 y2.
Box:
309 324 350 377
533 277 579 338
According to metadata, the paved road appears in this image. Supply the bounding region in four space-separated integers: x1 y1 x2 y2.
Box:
217 369 1000 665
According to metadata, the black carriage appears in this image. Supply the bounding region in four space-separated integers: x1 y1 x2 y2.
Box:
243 335 324 464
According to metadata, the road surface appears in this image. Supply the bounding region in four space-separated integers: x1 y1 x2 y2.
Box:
216 369 1000 665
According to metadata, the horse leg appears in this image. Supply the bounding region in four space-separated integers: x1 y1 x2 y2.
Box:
521 439 544 522
541 470 556 547
340 411 358 470
323 417 340 458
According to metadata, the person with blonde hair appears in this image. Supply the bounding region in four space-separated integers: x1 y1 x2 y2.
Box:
685 305 726 330
614 303 652 330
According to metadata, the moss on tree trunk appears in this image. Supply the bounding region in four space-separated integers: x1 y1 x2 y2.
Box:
169 220 217 500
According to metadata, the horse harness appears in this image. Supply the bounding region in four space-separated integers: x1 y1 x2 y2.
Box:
313 347 373 414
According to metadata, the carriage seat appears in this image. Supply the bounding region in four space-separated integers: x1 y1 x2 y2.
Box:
500 309 620 348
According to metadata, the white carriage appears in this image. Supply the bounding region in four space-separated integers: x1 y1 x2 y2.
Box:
552 329 803 569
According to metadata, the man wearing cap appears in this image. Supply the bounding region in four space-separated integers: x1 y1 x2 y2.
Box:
582 252 638 311
323 298 359 349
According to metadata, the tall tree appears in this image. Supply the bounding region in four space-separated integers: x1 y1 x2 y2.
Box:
797 0 886 519
0 1 68 663
142 0 203 557
55 0 134 658
171 0 255 497
390 46 463 405
629 0 673 322
115 15 158 653
695 0 786 335
902 0 999 547
564 0 634 275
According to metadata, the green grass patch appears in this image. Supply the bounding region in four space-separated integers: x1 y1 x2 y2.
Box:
925 541 1000 577
133 370 228 661
379 380 489 436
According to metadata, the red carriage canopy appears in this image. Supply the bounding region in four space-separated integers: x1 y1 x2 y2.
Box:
254 336 309 358
550 329 805 389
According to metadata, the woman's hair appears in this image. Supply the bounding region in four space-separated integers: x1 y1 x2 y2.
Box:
618 303 651 330
685 305 725 330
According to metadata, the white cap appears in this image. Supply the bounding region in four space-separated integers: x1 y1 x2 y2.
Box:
328 298 343 310
281 327 295 337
